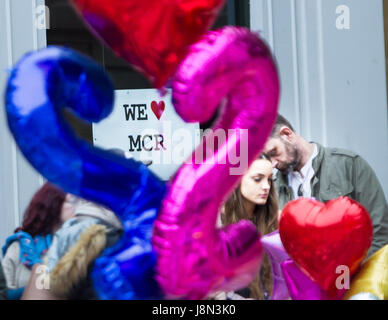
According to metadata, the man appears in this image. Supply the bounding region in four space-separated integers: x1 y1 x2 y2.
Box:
263 114 388 257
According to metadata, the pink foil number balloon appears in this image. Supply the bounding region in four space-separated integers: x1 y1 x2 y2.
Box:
152 27 280 299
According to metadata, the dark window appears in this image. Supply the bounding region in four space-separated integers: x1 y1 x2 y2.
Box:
46 0 250 140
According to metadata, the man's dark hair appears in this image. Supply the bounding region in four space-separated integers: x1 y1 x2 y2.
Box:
270 114 295 137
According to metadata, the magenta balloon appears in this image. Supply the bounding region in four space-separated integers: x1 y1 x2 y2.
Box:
261 230 290 300
152 27 280 299
281 260 346 300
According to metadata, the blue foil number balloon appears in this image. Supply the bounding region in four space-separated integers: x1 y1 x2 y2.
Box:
5 46 166 299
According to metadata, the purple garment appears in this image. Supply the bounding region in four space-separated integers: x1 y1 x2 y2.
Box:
261 230 290 300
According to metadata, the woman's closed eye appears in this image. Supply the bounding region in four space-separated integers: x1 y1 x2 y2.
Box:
252 174 265 182
252 175 273 184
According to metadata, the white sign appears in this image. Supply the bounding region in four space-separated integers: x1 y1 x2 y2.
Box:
92 89 200 181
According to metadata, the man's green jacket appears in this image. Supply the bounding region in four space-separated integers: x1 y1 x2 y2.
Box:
274 143 388 257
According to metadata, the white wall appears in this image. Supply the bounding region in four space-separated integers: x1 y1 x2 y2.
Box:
0 0 47 248
251 0 388 198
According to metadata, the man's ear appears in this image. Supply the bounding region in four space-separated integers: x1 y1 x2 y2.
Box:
279 126 294 142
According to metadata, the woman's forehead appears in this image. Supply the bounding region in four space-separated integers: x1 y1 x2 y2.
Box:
248 159 272 175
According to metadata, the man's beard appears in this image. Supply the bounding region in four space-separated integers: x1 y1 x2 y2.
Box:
277 141 299 173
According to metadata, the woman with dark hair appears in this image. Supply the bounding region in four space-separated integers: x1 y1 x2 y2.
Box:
220 154 279 300
1 182 76 291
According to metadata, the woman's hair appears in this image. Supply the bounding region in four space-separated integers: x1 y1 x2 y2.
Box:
15 182 67 237
222 154 279 300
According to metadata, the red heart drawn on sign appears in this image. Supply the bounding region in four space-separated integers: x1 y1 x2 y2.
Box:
151 101 165 120
279 197 373 298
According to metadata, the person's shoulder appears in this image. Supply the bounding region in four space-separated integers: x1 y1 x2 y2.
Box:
321 146 373 172
3 241 20 259
324 146 359 159
7 241 20 251
7 241 20 249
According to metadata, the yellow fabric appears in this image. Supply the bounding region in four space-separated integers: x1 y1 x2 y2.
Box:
344 244 388 300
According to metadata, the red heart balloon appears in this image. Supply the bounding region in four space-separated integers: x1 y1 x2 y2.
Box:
70 0 226 88
279 197 373 298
